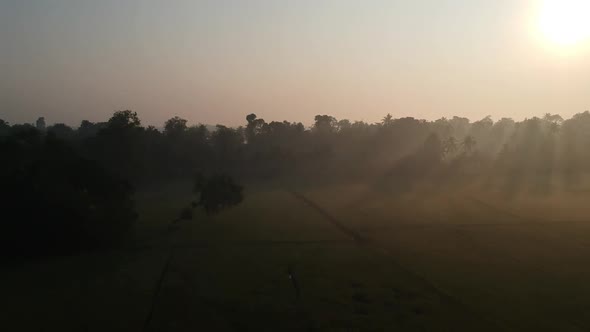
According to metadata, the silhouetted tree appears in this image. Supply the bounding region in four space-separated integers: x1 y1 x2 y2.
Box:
211 125 243 164
314 115 337 134
107 110 141 130
337 119 352 131
164 116 188 137
382 113 394 126
77 120 106 139
194 174 244 215
0 119 10 136
245 113 265 143
89 111 146 182
443 136 458 156
449 116 470 140
47 123 74 140
462 135 476 154
36 117 46 131
543 113 564 124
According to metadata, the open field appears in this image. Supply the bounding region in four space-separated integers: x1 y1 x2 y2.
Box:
3 180 590 331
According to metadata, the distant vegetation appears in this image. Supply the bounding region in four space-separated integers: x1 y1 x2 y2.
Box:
2 110 589 258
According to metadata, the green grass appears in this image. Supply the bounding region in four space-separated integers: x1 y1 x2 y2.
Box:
4 179 590 331
304 183 590 331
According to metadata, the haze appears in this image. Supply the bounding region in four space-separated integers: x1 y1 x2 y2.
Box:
2 0 589 126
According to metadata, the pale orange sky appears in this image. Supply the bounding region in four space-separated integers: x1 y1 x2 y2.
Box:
2 0 589 127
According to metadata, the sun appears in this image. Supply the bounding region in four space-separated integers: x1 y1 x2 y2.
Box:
537 0 590 48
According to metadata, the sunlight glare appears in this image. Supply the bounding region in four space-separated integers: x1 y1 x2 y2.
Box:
538 0 590 48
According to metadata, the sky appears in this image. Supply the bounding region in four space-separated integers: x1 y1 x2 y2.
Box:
1 0 589 127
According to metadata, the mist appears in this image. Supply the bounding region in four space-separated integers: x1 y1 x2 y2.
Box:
4 1 590 331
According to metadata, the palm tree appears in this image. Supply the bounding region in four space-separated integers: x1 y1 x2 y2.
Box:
382 113 394 126
461 135 476 154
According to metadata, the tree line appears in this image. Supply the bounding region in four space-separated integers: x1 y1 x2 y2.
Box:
4 111 590 186
2 110 589 258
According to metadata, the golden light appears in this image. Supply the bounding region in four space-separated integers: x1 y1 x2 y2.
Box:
537 0 590 48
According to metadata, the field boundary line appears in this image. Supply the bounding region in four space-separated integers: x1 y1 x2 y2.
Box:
288 189 514 332
287 190 365 244
450 195 590 331
142 248 175 332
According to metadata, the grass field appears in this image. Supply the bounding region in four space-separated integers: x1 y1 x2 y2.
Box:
3 179 590 331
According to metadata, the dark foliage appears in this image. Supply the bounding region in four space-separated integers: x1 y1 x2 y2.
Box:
0 132 137 258
47 123 75 140
2 107 590 260
6 110 590 192
195 174 244 215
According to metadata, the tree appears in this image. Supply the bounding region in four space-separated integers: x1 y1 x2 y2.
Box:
211 125 244 164
443 136 458 156
0 133 137 257
186 125 209 151
107 110 141 131
422 133 444 164
462 135 477 154
164 116 188 137
382 113 394 126
9 123 38 139
313 115 337 134
246 113 257 124
92 111 146 182
543 113 564 124
193 174 244 215
0 119 10 136
47 123 74 140
449 116 470 139
245 113 265 143
77 120 106 139
36 117 46 131
337 119 352 131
